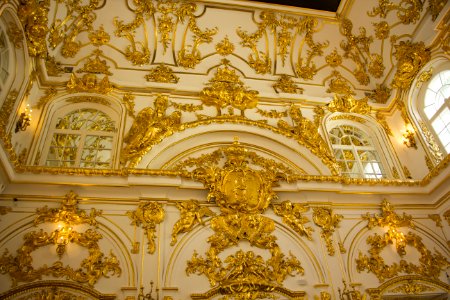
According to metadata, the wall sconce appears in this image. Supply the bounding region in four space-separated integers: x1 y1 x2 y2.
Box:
55 224 72 258
15 104 32 133
402 128 417 149
138 281 158 300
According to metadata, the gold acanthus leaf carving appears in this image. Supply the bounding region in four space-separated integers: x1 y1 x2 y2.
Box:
365 84 392 104
416 68 433 87
145 64 180 83
177 10 218 69
48 0 100 57
17 0 50 57
368 0 425 24
419 121 443 164
89 25 110 46
392 41 431 89
113 0 154 66
0 191 121 286
273 201 313 240
66 73 114 94
127 201 165 254
216 36 235 56
340 17 383 85
327 94 371 115
273 75 304 94
171 200 215 245
428 214 443 228
184 140 305 299
376 111 393 136
200 60 259 117
363 199 413 230
121 95 182 167
312 207 343 256
325 49 343 68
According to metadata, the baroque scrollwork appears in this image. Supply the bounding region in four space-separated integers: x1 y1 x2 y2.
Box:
0 191 121 286
356 200 449 281
273 201 313 240
392 41 430 89
312 207 343 256
184 140 305 299
127 201 165 254
17 0 50 57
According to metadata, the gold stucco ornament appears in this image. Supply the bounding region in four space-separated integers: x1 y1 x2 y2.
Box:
127 201 165 254
200 59 259 116
0 191 121 286
356 200 449 282
184 140 305 299
121 95 182 167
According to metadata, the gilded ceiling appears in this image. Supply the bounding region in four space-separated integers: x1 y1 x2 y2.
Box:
18 0 448 105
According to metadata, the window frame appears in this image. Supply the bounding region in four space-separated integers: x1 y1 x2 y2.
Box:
40 104 119 169
328 123 387 179
419 70 450 155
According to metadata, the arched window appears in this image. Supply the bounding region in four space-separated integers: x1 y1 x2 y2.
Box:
0 29 10 90
44 108 116 168
422 70 450 154
329 125 385 178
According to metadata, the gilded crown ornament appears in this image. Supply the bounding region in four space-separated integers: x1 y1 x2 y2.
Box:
200 60 259 117
183 140 305 299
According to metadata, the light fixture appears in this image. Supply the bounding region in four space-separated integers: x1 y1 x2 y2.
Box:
138 281 158 300
15 104 32 133
55 224 72 258
402 128 417 149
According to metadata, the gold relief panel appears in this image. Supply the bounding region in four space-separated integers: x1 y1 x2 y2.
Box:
182 141 306 299
0 191 121 286
200 59 259 117
326 94 371 115
312 207 342 256
66 73 114 94
145 64 180 83
17 0 50 57
127 201 165 254
171 200 215 246
392 41 431 89
121 95 182 167
356 200 449 282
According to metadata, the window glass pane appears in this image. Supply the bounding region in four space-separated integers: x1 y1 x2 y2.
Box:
329 125 384 178
45 108 116 168
55 109 115 131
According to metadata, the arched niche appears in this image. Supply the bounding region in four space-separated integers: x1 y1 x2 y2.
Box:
140 123 334 176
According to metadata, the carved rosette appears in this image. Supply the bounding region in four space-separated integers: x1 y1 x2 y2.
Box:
127 201 165 254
